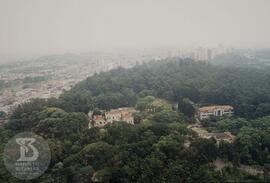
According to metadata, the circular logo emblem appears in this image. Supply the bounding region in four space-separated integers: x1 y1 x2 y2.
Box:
3 132 51 180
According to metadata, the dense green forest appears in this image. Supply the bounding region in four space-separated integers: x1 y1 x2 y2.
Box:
58 58 270 119
1 58 270 182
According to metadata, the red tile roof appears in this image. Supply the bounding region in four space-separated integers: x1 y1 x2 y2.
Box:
199 105 233 113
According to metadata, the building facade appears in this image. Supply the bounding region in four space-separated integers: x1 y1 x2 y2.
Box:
198 105 233 120
90 107 136 128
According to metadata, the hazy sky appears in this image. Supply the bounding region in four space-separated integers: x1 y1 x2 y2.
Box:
0 0 270 56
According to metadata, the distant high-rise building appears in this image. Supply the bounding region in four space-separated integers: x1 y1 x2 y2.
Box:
194 47 211 61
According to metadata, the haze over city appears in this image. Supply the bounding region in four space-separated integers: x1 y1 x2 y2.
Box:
2 1 270 182
1 0 270 59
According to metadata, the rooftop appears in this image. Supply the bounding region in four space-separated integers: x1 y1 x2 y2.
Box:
105 107 136 115
199 105 233 113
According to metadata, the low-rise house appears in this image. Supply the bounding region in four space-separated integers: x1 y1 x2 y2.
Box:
198 105 233 120
105 109 122 123
92 115 106 128
121 113 134 124
90 107 136 128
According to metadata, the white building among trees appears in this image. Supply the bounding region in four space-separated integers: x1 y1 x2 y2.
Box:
198 105 233 120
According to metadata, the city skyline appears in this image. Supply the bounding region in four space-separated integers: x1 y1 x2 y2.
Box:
1 0 270 57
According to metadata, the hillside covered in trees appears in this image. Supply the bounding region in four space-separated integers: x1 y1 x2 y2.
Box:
1 58 270 182
59 58 270 119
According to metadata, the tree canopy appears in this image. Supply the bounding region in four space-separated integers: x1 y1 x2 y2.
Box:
1 58 270 182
